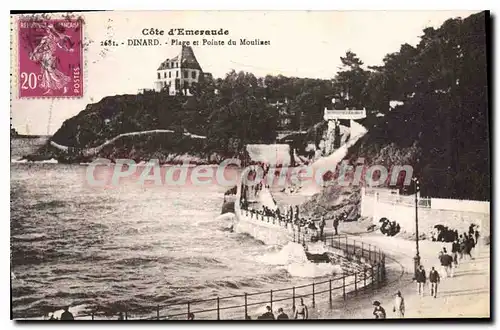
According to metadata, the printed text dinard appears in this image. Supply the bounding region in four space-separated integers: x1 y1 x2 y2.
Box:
100 27 271 47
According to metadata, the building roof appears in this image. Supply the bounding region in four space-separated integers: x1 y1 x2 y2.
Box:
157 46 202 71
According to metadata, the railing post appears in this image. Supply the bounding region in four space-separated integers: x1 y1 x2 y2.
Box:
270 290 273 310
368 244 372 263
354 272 358 296
244 293 248 319
371 265 375 291
187 302 190 320
312 283 315 308
353 240 356 256
345 236 348 254
361 242 364 259
157 305 160 320
217 297 220 320
342 274 346 300
329 279 332 308
364 267 367 288
292 287 296 312
377 264 381 288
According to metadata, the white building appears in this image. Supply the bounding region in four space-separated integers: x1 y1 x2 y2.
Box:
154 46 209 96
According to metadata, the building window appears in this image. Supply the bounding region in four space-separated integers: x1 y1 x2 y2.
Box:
157 72 160 79
184 71 188 79
169 71 171 78
192 71 196 79
164 72 167 78
176 71 179 78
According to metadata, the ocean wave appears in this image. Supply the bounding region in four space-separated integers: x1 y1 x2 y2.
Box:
31 200 67 210
283 262 342 278
258 242 342 278
11 158 58 164
11 233 48 242
234 232 266 245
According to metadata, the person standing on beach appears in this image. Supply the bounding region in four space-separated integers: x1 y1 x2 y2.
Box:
415 265 426 296
429 266 440 298
392 291 405 318
294 298 308 320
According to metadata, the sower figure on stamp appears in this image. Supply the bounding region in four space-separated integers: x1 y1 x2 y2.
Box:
29 23 74 95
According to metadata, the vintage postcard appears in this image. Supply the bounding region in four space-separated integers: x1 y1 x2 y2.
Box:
10 10 490 321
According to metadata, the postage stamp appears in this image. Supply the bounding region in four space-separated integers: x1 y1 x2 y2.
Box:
17 18 83 98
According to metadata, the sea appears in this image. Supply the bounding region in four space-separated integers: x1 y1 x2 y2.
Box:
10 139 340 320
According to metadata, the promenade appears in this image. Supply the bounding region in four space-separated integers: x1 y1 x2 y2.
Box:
312 231 490 319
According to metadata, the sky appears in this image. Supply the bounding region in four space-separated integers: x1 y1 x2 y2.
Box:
10 10 480 135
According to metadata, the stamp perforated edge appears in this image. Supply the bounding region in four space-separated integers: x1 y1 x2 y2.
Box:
11 12 88 100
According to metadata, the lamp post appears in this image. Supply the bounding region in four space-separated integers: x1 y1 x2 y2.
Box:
412 177 421 279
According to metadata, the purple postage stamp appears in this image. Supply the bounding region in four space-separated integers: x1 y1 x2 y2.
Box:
17 18 83 98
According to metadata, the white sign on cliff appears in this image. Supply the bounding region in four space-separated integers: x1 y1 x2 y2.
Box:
323 108 367 120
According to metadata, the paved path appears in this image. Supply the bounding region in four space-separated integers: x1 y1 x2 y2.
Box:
311 232 490 319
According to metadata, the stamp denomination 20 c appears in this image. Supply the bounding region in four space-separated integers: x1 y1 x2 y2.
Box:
17 18 83 98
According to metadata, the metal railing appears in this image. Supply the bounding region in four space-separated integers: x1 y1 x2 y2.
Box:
65 228 386 320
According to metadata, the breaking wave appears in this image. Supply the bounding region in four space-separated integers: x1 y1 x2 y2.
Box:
257 242 341 278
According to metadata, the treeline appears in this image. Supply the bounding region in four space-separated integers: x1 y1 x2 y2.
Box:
343 11 490 200
47 11 489 201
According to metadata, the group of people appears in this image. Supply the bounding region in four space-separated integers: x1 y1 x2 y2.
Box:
45 307 74 321
415 265 442 298
379 218 401 237
431 223 480 244
373 225 481 319
249 298 308 320
372 291 406 319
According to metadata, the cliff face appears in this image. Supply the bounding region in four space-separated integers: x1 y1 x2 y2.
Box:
303 11 490 221
24 92 216 163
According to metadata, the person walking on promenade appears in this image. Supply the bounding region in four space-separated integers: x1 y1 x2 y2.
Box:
392 291 405 318
372 301 386 319
294 298 308 320
319 216 326 240
258 306 275 320
276 308 289 320
429 266 440 298
333 216 340 236
60 306 74 320
463 234 475 260
416 265 426 296
452 239 460 267
187 312 195 320
439 247 454 278
474 228 480 246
